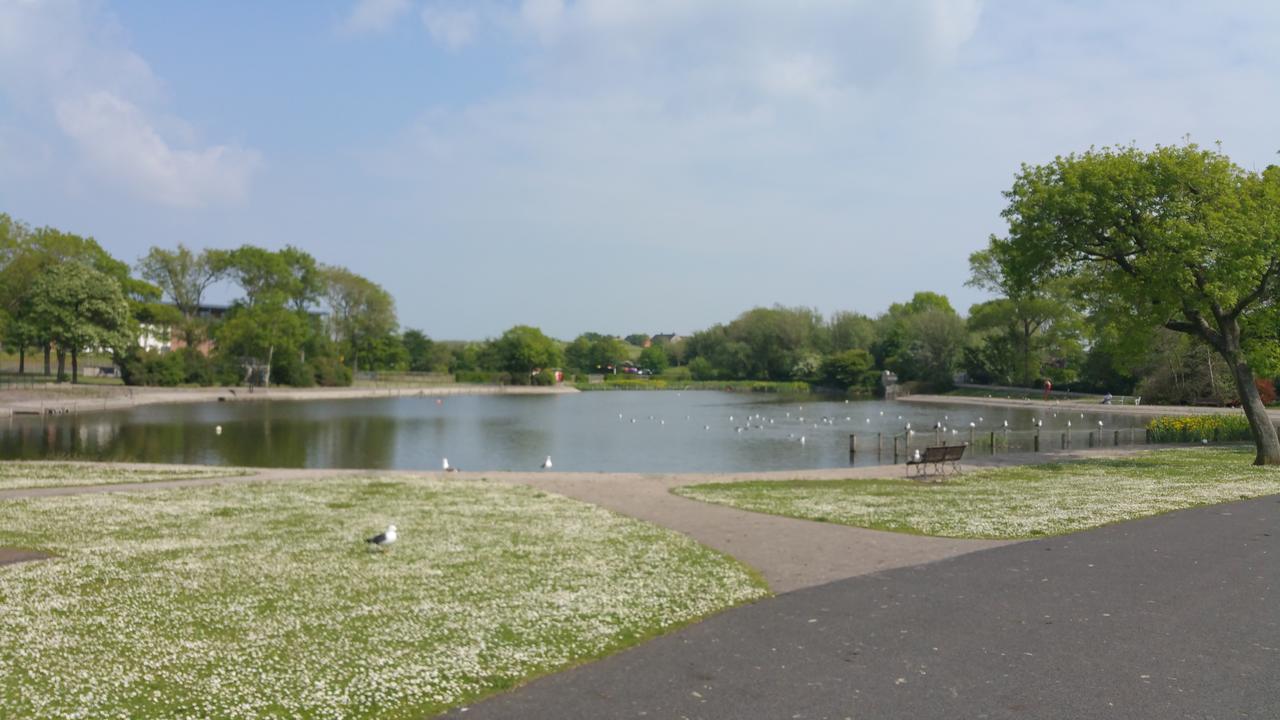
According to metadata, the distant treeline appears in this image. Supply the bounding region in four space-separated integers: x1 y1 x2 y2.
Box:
4 193 1275 403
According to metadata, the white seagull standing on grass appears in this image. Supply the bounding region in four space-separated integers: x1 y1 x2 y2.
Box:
365 524 397 552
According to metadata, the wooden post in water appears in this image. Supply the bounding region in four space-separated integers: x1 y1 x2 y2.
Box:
893 435 900 461
989 431 996 455
1114 430 1120 447
849 434 856 454
1034 431 1040 452
877 432 883 458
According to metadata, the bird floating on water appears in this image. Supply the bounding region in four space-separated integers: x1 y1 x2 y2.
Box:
541 456 553 470
366 524 397 552
215 425 222 435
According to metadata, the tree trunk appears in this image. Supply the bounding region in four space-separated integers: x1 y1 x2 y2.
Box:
56 349 66 383
264 344 274 388
17 347 24 375
71 348 79 384
1224 352 1280 465
43 345 51 376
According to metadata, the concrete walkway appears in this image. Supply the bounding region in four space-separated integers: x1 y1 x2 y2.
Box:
0 548 49 566
444 492 1280 719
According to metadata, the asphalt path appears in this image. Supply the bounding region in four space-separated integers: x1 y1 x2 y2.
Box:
444 494 1279 719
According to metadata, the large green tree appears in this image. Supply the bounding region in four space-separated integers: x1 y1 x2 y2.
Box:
1 223 146 375
29 263 130 383
986 142 1280 464
490 325 562 382
322 265 398 374
967 250 1085 387
137 244 229 348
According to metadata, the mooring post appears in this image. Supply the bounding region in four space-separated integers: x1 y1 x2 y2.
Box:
893 435 900 460
1034 432 1040 452
849 434 856 454
989 431 996 455
1114 429 1120 447
877 432 883 457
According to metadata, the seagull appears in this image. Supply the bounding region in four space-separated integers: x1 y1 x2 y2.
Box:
215 425 222 435
541 455 553 469
365 524 397 552
442 457 459 472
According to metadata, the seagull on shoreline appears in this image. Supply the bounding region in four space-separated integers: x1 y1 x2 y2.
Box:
442 457 459 472
541 455 553 470
365 524 397 552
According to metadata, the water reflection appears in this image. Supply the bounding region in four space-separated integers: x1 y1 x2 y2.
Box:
0 392 1148 473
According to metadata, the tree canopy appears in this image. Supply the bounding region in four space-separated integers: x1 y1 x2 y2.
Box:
984 141 1280 464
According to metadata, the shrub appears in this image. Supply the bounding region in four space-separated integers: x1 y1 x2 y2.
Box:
309 356 352 387
119 349 185 387
1257 378 1276 405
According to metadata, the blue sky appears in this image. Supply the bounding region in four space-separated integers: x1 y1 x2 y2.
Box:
2 0 1279 340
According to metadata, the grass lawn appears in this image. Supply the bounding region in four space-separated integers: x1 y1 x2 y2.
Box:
675 447 1280 540
0 473 767 719
0 462 244 491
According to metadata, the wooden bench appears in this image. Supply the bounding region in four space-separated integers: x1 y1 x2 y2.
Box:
905 444 966 480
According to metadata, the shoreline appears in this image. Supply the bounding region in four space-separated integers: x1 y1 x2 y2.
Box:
901 392 1280 418
0 382 579 416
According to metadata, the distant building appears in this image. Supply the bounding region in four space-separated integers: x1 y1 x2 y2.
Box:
138 303 230 356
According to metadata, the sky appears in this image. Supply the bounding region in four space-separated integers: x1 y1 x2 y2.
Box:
2 0 1279 340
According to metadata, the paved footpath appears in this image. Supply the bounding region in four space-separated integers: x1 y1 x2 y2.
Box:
445 494 1279 719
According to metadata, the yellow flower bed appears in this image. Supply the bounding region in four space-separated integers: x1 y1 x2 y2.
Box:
1146 415 1253 443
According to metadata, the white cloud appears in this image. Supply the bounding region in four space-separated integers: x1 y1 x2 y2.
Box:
421 4 478 49
341 0 412 34
0 0 262 208
56 92 261 208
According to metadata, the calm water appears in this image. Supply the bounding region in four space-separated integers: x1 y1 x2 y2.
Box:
0 391 1148 472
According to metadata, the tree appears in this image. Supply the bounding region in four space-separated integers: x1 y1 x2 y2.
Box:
827 311 875 352
638 345 669 375
819 348 876 389
871 292 966 385
987 142 1280 464
29 263 129 383
901 308 967 387
490 325 562 382
322 265 398 374
0 222 140 376
967 250 1085 387
401 326 437 368
215 303 307 386
137 244 228 348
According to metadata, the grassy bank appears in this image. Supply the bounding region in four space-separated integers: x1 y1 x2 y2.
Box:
675 447 1280 539
0 472 767 719
0 462 243 491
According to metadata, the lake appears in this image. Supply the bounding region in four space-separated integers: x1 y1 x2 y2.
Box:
0 391 1150 472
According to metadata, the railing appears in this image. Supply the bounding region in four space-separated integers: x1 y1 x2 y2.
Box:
849 427 1151 462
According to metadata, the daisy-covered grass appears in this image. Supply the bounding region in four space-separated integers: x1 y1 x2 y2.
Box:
0 462 242 491
675 447 1280 539
0 476 767 719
